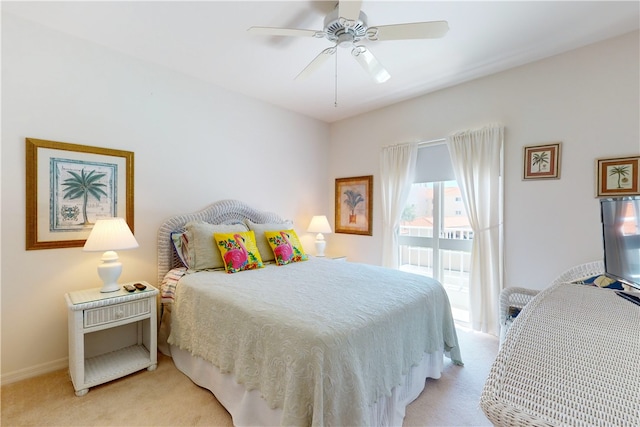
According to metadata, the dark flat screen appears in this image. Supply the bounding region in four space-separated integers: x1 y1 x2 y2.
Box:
601 197 640 290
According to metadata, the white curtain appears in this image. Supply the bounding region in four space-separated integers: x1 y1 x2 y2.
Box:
380 142 418 268
447 124 504 336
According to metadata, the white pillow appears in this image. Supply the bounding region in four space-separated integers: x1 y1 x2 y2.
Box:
185 221 248 271
244 219 293 263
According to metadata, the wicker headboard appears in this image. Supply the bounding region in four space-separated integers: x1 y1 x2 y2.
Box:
157 199 284 285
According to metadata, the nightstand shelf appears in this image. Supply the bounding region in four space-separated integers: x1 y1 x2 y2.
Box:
65 282 158 396
84 344 152 388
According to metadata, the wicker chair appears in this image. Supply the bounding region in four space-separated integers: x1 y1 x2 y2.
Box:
499 260 604 345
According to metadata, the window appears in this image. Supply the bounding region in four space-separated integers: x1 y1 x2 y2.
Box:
398 143 472 323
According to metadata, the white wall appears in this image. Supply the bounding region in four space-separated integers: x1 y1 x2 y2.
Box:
1 13 330 381
329 31 640 290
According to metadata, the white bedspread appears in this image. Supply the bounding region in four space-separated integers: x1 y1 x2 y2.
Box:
168 257 462 426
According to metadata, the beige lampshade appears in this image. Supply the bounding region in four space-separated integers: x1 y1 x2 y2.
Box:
307 215 331 257
83 218 138 252
307 215 332 234
83 218 138 293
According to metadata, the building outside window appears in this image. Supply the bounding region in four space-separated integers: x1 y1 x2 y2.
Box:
398 143 473 323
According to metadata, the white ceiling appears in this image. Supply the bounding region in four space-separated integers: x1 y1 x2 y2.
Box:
3 1 639 123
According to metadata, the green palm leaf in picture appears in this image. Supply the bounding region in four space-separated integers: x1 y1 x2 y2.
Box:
609 165 630 189
531 151 549 172
343 189 364 224
61 169 108 225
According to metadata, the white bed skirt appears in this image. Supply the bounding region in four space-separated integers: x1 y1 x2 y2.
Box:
171 344 444 427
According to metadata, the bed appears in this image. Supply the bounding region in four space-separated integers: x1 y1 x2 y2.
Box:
157 200 462 426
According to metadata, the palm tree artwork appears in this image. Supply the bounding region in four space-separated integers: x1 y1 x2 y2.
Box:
343 189 365 224
609 165 631 189
61 169 108 226
531 151 550 172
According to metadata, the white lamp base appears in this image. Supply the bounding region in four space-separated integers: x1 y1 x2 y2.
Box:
97 250 122 293
314 233 327 257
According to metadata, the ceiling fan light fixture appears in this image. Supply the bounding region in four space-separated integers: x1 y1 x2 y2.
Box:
337 33 355 47
352 46 390 83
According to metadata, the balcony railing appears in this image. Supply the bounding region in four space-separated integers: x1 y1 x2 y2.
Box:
398 225 472 321
400 225 474 240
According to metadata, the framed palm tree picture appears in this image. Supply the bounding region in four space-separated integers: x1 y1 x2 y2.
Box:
26 138 134 250
523 142 561 180
335 175 373 235
596 155 640 197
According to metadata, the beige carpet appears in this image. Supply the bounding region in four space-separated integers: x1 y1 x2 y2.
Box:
1 327 498 426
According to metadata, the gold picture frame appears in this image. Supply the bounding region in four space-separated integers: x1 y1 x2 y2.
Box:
335 175 373 236
26 138 134 250
596 155 640 197
523 142 561 180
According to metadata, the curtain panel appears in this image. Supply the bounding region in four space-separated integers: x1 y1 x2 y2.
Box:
380 142 418 268
447 124 504 336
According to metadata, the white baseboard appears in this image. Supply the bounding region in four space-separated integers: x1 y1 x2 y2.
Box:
1 357 69 385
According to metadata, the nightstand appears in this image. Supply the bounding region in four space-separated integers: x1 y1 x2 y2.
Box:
65 281 158 396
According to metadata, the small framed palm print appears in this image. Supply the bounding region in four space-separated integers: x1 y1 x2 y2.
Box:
523 142 561 180
596 155 640 197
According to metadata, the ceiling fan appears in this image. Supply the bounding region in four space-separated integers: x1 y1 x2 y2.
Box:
247 0 449 83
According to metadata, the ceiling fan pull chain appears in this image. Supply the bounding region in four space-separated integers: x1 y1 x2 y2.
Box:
334 50 339 108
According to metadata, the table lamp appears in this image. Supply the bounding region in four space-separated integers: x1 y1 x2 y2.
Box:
307 215 332 257
83 217 139 293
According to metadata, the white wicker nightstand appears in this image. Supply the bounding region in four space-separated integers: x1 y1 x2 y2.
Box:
65 282 158 396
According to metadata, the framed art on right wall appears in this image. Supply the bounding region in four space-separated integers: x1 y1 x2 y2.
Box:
596 155 640 197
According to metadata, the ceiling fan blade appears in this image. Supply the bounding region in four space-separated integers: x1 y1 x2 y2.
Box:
338 0 363 21
368 21 449 41
295 47 336 80
351 46 390 83
247 26 322 38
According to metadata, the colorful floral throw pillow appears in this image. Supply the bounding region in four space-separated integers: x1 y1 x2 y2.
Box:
213 231 264 273
264 229 308 266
